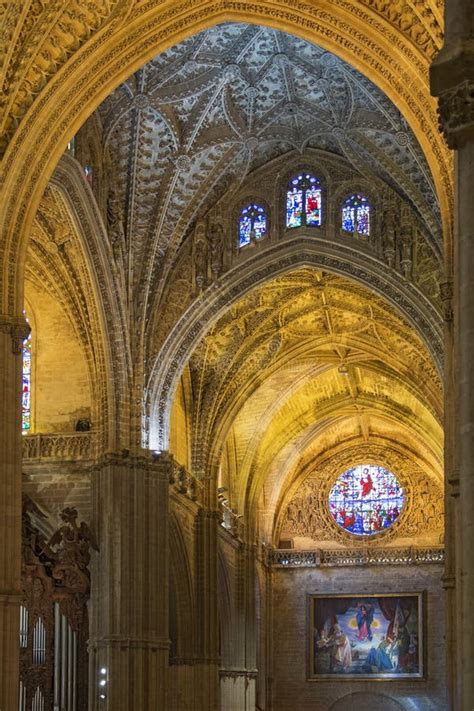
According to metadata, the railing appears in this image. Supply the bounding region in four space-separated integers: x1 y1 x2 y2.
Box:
169 461 204 503
270 546 444 568
23 433 96 461
218 499 244 541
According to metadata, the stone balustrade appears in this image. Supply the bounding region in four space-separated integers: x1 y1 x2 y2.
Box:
22 432 96 461
169 460 204 503
270 546 444 568
218 499 244 540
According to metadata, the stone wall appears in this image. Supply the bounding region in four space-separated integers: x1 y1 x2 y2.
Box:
271 564 445 711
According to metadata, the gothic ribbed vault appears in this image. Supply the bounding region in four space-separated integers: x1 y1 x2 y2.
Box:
169 267 443 546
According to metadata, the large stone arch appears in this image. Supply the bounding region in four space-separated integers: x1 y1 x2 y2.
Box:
148 237 443 450
48 154 132 449
0 0 452 317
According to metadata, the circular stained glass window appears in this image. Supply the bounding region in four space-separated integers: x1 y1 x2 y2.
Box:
328 464 404 536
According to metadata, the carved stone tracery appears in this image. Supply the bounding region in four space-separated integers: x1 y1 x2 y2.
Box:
280 444 444 547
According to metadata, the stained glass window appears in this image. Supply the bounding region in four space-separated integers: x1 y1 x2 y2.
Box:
329 464 404 536
239 204 267 246
342 194 371 235
286 174 322 228
22 328 31 433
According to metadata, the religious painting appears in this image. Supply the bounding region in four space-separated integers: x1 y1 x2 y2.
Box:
308 593 424 680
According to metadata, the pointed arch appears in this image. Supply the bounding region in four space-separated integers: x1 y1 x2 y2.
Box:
148 238 443 450
0 1 452 317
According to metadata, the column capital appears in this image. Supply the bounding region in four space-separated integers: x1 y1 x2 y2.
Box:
0 314 30 354
431 41 474 149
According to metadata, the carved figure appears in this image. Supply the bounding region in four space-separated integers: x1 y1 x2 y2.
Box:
107 186 126 261
208 224 224 277
49 507 98 593
194 220 208 289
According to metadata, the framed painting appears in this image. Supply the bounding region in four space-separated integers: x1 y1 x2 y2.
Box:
308 592 424 680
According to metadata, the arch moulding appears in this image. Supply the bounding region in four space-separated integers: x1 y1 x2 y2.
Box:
147 236 443 452
0 0 452 316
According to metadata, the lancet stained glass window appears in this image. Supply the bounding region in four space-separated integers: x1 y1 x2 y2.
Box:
22 328 31 432
286 174 322 228
342 194 371 235
329 464 404 536
239 204 267 246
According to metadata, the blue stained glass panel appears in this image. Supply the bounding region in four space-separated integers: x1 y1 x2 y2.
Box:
239 204 267 246
239 213 252 246
342 194 370 235
286 189 303 228
342 205 356 232
329 464 404 536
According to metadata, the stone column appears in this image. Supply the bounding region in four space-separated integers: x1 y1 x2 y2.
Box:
194 506 220 711
440 279 459 710
432 16 474 706
0 316 29 710
88 451 171 710
220 542 257 711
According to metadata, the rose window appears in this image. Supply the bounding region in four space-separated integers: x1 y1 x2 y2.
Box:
328 464 404 536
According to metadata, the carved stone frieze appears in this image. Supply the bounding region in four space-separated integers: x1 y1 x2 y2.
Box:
280 443 444 547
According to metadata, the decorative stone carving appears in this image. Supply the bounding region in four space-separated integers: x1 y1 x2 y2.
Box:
107 185 126 263
169 459 203 503
48 507 98 594
399 205 413 279
0 314 30 354
208 223 225 278
436 80 474 149
193 220 208 292
281 444 444 547
270 546 444 568
23 433 96 461
439 279 453 323
21 497 93 709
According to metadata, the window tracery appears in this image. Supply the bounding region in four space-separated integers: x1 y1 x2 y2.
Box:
328 464 404 536
239 204 267 246
342 194 371 235
286 174 322 228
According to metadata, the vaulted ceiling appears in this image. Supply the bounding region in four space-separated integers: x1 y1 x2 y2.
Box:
94 23 442 312
172 268 443 533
